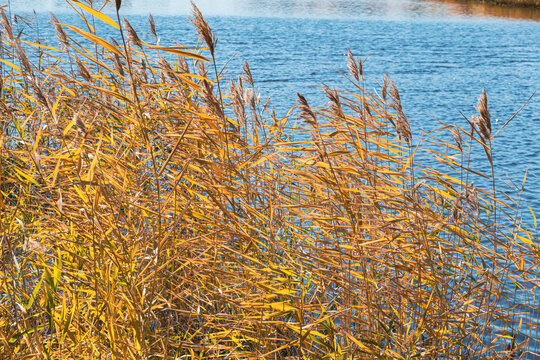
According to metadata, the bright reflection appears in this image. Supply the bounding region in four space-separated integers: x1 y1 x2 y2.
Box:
4 0 540 20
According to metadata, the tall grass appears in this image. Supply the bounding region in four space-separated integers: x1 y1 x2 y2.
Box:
0 1 539 358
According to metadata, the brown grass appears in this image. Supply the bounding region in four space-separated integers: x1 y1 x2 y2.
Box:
0 3 539 359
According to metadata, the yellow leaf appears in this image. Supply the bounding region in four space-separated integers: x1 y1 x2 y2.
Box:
177 74 202 92
274 288 297 296
529 205 537 228
0 58 21 71
249 155 271 169
518 234 534 245
315 161 330 169
21 40 61 52
14 167 39 186
147 45 209 61
286 324 326 339
62 23 124 57
268 301 297 313
72 1 120 29
343 331 375 354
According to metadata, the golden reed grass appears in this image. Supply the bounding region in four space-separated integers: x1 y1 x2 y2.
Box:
0 2 538 359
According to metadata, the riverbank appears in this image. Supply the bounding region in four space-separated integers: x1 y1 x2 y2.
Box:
478 0 540 7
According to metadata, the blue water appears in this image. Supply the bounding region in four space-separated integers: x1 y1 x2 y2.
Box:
155 15 540 217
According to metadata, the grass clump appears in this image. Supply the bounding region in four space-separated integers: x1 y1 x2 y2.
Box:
0 1 539 359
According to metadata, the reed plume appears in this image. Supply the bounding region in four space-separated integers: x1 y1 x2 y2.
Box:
0 10 14 41
451 124 463 152
74 55 92 83
112 52 125 76
347 48 363 82
475 88 492 141
230 78 247 126
389 82 412 142
157 55 177 81
324 85 345 122
190 1 216 57
297 92 317 126
50 13 69 50
123 17 142 49
148 14 157 38
243 60 254 87
382 73 389 103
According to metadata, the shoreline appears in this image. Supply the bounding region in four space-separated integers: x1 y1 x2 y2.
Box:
433 0 540 20
474 0 540 7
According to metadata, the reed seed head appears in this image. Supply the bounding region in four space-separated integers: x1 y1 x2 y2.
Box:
123 18 143 49
390 82 402 111
75 55 92 83
389 82 411 143
230 79 247 124
297 93 317 126
475 88 491 141
243 61 254 87
243 88 255 110
29 78 49 111
178 56 189 73
0 10 14 41
15 42 32 75
346 48 362 82
148 14 157 38
74 112 87 137
451 194 462 221
324 85 345 122
190 1 217 57
465 183 479 219
113 53 125 77
26 239 49 254
382 73 389 103
197 61 208 77
201 80 224 121
139 59 148 82
451 125 463 152
363 99 373 123
396 111 412 143
158 55 177 81
50 13 69 50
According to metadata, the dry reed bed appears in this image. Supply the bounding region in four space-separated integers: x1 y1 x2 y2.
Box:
0 2 538 359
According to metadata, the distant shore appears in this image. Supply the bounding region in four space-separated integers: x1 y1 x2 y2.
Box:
478 0 540 7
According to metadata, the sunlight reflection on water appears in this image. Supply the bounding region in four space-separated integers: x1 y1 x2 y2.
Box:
5 0 540 20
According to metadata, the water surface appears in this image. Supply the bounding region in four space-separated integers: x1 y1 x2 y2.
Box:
6 0 540 19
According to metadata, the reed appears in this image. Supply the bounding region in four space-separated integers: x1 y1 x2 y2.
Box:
0 2 538 359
